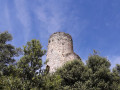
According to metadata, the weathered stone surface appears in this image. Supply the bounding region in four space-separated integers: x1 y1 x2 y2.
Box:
46 32 80 73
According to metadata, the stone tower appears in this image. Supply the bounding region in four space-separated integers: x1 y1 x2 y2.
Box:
46 32 80 73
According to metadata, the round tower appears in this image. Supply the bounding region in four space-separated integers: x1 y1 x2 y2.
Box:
46 32 80 73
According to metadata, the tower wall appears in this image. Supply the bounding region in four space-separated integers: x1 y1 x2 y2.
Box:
46 32 80 73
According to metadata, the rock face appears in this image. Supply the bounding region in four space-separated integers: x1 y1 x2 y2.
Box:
46 32 80 73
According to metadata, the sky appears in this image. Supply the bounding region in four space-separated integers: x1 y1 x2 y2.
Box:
0 0 120 69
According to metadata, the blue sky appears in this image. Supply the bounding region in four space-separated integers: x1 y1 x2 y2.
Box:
0 0 120 69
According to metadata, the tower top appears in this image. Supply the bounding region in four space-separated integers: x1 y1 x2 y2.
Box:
50 32 72 39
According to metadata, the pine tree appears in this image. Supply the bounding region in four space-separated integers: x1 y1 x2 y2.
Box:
111 64 120 89
0 31 21 75
86 52 113 89
55 59 89 89
17 39 46 88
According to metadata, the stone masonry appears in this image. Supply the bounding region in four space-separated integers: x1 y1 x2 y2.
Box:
46 32 80 73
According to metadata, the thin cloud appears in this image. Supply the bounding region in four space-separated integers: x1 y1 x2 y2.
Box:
34 0 64 35
4 4 12 32
0 1 11 32
14 0 31 42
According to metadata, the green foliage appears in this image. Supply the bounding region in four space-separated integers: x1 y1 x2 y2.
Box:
55 59 90 89
0 31 21 72
116 64 120 76
3 65 18 77
17 39 46 89
41 74 62 90
87 55 111 72
0 76 23 90
0 31 12 43
111 64 120 89
86 54 112 89
18 39 46 77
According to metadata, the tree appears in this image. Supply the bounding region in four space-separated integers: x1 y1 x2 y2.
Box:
54 51 120 90
0 31 22 89
0 76 25 90
0 31 21 75
55 59 90 89
17 39 46 88
111 64 120 89
116 64 120 76
86 53 113 89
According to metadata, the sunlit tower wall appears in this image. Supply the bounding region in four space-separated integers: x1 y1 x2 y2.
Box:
46 32 80 73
